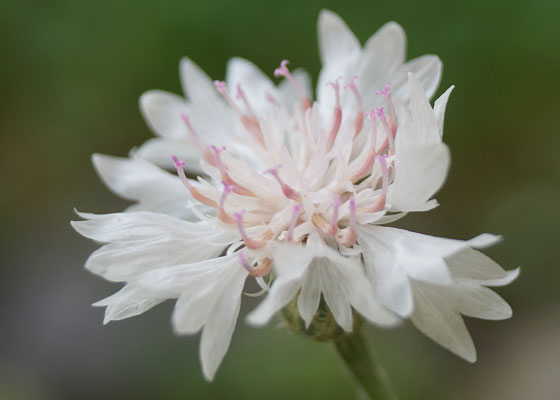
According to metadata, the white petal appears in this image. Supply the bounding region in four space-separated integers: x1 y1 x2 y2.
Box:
358 22 406 110
434 86 454 138
92 154 200 218
450 283 512 320
318 10 360 66
246 279 300 326
411 280 476 362
447 247 508 281
297 261 323 327
318 259 354 332
392 56 442 101
199 266 247 381
407 72 440 143
135 254 241 295
133 138 203 174
357 225 414 316
179 58 222 110
93 285 165 324
139 90 189 140
363 22 406 74
179 58 239 136
358 226 491 316
340 260 400 327
389 142 450 212
86 233 228 282
226 57 275 114
459 267 520 288
72 211 223 243
277 68 312 107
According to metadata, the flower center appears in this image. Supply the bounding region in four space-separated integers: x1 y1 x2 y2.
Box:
172 60 401 269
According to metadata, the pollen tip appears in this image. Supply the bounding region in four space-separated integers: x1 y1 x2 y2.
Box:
264 165 281 176
171 155 185 167
375 107 385 118
214 80 227 94
222 181 236 193
179 112 189 122
274 60 290 77
233 209 246 222
344 76 358 90
349 197 356 212
236 83 245 99
327 76 342 89
376 82 392 97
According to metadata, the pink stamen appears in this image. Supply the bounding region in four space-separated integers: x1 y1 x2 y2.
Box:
234 210 267 249
209 145 228 177
375 107 395 155
180 113 215 165
236 83 256 117
265 91 280 107
345 76 364 138
339 197 357 246
214 81 264 146
376 83 397 134
171 155 217 208
350 110 378 183
238 251 253 274
209 146 255 196
326 77 343 152
326 194 341 236
218 182 236 224
264 165 302 201
274 60 311 111
361 156 388 213
287 203 303 242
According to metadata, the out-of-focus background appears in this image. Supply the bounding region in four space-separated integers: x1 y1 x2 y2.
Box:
1 0 559 399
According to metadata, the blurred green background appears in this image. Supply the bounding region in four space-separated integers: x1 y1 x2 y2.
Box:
1 0 559 399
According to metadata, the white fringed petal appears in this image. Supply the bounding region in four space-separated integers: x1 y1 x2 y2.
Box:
318 10 361 66
411 280 477 362
92 154 207 219
72 211 235 281
247 235 398 330
139 90 189 140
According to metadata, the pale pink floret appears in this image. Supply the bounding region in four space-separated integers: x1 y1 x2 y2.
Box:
171 155 217 207
264 165 302 201
234 210 267 249
349 110 378 183
344 76 364 138
286 203 303 242
218 182 236 224
214 81 264 146
360 156 389 213
236 83 257 117
326 77 343 152
274 60 311 111
238 251 253 274
265 91 280 107
209 146 254 197
375 107 395 156
326 194 341 235
376 83 397 134
339 197 357 246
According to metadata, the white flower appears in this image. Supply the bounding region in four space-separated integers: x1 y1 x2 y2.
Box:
73 10 518 380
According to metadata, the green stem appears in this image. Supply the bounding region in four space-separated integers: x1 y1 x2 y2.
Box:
334 330 398 400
